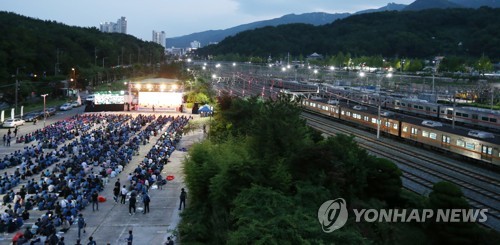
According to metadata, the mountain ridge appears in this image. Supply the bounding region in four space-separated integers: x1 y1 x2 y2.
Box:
167 0 499 49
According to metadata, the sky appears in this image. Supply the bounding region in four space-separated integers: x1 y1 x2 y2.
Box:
1 0 415 41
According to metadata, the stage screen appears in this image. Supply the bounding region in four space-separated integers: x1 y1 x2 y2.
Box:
138 92 183 108
94 92 125 105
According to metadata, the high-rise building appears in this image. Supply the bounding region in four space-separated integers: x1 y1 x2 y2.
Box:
152 31 166 48
100 17 127 34
117 17 127 34
190 40 201 49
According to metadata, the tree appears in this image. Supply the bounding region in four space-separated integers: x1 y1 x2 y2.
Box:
475 55 493 76
427 182 486 244
365 157 402 206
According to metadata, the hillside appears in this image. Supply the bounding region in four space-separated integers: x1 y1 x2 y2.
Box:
167 1 500 49
355 2 407 14
165 12 350 48
0 11 164 82
450 0 500 8
197 8 500 59
404 0 463 11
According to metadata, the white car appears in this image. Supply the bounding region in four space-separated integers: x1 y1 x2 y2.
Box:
86 95 95 102
70 101 81 107
2 118 25 128
60 103 73 111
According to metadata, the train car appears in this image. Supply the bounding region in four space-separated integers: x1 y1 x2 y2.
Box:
302 99 339 118
302 98 500 167
389 98 440 118
438 106 500 130
400 118 500 166
320 86 500 131
339 104 400 137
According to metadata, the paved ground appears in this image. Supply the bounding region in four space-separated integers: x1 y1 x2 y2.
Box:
0 110 205 245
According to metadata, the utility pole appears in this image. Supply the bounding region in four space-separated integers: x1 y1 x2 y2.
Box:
41 94 48 128
94 47 97 66
377 104 381 139
15 68 19 111
138 47 141 63
55 48 60 76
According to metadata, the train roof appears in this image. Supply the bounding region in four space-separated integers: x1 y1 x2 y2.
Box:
307 98 500 145
461 106 500 115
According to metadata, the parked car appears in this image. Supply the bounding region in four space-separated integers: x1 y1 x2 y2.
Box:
3 118 25 128
70 101 81 108
60 103 73 111
23 112 42 122
45 107 57 116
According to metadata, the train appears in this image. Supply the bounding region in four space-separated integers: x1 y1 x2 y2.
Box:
302 98 500 167
319 86 500 132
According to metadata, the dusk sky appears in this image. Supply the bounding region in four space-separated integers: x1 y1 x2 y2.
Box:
1 0 414 41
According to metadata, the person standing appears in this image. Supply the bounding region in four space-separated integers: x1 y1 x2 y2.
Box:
152 105 155 112
129 194 136 215
91 191 99 211
13 127 18 137
142 192 150 214
167 236 174 245
127 230 133 245
2 134 5 146
77 214 86 239
121 185 128 204
113 185 120 203
115 179 121 190
179 188 186 210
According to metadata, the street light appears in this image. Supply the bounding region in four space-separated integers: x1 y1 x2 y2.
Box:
329 66 335 83
41 94 48 127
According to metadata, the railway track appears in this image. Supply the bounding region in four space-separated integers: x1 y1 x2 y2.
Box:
303 111 500 230
215 81 500 229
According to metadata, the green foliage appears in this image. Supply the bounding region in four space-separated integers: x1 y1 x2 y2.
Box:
180 94 498 244
185 91 210 104
198 8 500 60
428 181 469 209
475 55 494 75
365 157 402 206
427 181 487 244
247 95 310 163
0 11 164 104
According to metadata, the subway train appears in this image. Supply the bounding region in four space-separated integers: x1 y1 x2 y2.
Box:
302 98 500 167
321 88 500 132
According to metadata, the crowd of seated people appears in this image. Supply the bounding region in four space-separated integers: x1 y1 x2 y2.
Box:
0 112 186 244
128 115 190 196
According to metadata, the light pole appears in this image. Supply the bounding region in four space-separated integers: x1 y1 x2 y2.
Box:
329 66 334 83
102 57 108 68
41 94 48 127
431 60 439 102
15 67 20 111
400 59 405 83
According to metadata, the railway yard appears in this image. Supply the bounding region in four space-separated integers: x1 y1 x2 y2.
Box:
210 69 500 231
